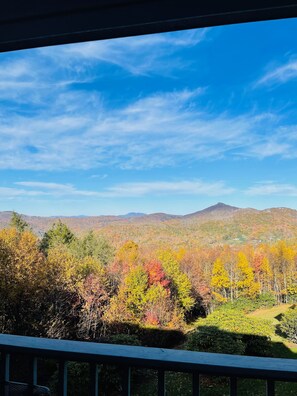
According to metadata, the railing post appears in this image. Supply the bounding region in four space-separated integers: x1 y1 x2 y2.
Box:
58 360 67 396
266 380 275 396
230 376 237 396
89 363 99 396
0 353 10 396
158 370 165 396
192 372 200 396
122 366 131 396
28 356 38 396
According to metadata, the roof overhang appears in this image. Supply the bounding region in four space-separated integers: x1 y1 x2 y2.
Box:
1 0 297 52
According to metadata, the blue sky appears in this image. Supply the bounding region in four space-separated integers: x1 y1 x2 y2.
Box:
1 18 297 216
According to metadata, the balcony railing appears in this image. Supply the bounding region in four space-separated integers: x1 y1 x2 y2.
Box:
1 333 297 395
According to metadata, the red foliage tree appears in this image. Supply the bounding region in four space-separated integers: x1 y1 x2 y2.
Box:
145 259 170 288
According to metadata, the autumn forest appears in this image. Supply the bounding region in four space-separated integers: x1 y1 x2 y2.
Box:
3 205 297 393
2 207 297 339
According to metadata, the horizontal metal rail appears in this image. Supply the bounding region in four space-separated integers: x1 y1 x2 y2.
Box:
1 334 297 395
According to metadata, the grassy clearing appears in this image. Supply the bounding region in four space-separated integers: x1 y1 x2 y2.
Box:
248 304 292 323
248 304 297 356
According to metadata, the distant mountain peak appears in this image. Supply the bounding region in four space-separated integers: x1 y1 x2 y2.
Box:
120 212 146 218
205 202 239 211
184 202 240 219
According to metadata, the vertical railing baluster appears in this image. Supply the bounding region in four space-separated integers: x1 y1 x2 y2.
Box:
266 380 275 396
28 356 38 396
230 376 237 396
158 370 165 396
58 360 67 396
122 366 131 396
89 363 99 396
192 372 200 396
0 353 10 396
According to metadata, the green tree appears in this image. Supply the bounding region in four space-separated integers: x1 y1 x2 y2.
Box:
280 306 297 343
71 231 115 266
9 211 29 232
40 221 75 253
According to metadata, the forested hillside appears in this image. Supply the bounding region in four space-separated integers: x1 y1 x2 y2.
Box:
2 211 297 339
4 210 297 394
1 203 297 248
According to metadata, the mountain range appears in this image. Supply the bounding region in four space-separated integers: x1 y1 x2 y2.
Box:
2 202 297 246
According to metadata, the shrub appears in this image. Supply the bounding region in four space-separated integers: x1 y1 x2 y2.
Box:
139 327 185 348
202 309 272 336
49 362 89 396
221 293 275 314
188 309 272 357
280 305 297 343
105 322 185 348
256 292 276 309
187 326 245 355
108 333 141 346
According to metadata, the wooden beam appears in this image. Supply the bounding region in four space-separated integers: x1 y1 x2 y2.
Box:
0 0 297 52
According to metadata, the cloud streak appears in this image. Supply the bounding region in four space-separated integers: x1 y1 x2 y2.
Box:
7 179 235 199
0 29 296 175
246 182 297 196
103 180 235 197
256 59 297 86
7 179 297 200
41 29 209 76
14 182 100 197
0 84 290 171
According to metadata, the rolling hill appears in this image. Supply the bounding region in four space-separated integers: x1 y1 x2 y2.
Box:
2 203 297 247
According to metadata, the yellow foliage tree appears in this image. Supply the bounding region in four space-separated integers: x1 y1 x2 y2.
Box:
270 241 295 302
211 258 230 302
158 250 194 312
115 240 139 272
235 252 260 298
0 228 46 291
260 257 273 293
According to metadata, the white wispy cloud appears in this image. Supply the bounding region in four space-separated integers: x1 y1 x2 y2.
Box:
16 181 73 191
0 57 86 105
41 29 209 75
0 59 32 80
89 174 108 179
246 140 291 158
14 182 100 197
102 180 235 197
11 179 234 199
0 31 296 172
246 182 297 196
256 59 297 86
0 86 292 171
0 187 47 199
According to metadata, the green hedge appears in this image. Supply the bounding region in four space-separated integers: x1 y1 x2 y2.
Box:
279 305 297 343
220 293 276 313
187 309 273 357
105 322 185 348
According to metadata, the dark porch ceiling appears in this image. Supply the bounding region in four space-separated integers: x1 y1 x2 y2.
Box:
1 0 297 52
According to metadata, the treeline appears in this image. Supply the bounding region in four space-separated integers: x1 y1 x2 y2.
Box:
1 214 297 341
